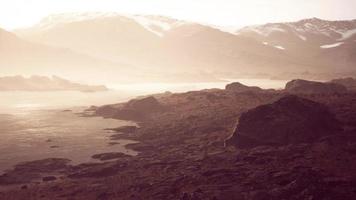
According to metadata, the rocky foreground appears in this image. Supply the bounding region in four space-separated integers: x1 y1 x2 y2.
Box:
1 79 356 199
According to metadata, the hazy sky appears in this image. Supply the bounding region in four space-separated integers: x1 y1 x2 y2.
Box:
0 0 355 30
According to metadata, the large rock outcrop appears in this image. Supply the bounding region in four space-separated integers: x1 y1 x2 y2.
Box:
225 82 263 93
285 79 347 94
95 96 167 121
227 95 342 148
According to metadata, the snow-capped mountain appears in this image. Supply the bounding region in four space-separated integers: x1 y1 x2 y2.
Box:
235 18 356 75
12 14 356 80
15 13 197 67
18 12 188 38
237 18 356 49
16 12 300 75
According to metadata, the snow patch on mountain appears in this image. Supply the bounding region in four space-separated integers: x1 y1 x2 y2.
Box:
241 25 286 36
31 12 187 37
130 15 185 37
297 34 307 41
338 28 356 40
238 18 356 43
210 25 240 35
320 42 344 49
34 12 125 30
131 16 172 37
262 42 286 50
274 45 286 50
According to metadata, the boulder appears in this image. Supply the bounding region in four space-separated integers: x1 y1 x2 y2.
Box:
226 95 342 148
95 96 167 121
285 79 347 94
225 82 263 93
124 96 165 113
113 96 167 120
95 105 117 118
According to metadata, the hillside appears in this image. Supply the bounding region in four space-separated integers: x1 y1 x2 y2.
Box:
236 18 356 78
0 27 137 83
15 13 356 79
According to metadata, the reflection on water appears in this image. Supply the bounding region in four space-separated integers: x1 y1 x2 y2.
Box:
0 90 137 113
0 109 137 173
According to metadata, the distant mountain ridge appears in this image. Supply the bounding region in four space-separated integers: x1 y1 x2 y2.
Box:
0 27 138 83
235 17 356 78
237 18 356 41
13 13 313 77
8 13 356 81
22 13 188 37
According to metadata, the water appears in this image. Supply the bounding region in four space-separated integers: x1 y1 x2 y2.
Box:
0 79 287 173
0 109 138 173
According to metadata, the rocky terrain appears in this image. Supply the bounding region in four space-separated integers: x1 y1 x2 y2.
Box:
1 80 356 199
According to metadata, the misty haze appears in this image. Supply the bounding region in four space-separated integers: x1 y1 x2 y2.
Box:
1 0 356 199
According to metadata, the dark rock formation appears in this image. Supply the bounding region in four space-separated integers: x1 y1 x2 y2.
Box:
225 82 263 93
125 96 165 113
285 79 347 94
95 96 167 121
115 96 167 120
95 105 117 118
331 77 356 91
227 95 342 148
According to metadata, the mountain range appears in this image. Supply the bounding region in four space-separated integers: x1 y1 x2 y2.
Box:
2 13 356 83
236 18 356 77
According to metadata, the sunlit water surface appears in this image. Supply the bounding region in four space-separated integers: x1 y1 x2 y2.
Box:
0 79 287 173
0 109 138 173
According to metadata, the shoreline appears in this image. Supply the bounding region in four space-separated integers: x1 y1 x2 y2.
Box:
1 80 356 199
